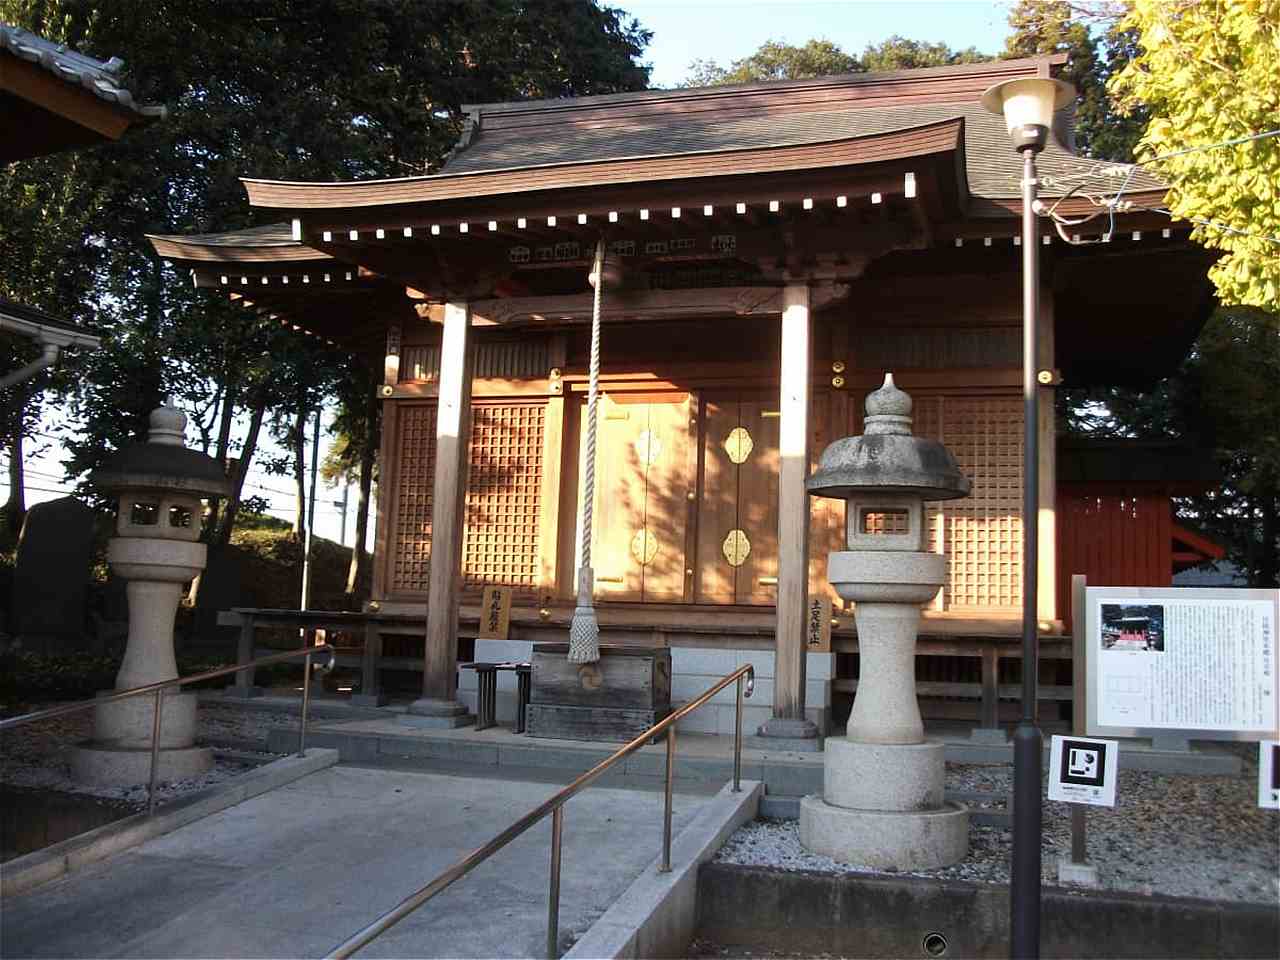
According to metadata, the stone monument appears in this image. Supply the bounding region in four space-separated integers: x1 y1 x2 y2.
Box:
69 404 230 786
799 374 971 869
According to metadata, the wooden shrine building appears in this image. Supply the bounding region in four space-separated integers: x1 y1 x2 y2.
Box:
150 55 1218 734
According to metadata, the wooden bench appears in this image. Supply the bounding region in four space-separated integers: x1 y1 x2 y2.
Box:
216 608 428 705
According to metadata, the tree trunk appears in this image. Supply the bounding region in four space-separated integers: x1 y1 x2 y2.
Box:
292 398 307 537
345 387 380 606
205 376 240 536
4 427 26 536
1257 481 1279 588
215 392 267 547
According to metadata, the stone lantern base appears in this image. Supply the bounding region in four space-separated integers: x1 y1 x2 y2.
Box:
68 690 212 787
69 742 213 787
798 739 968 870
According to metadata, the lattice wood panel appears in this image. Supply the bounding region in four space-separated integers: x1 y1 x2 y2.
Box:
915 396 1023 611
389 402 545 597
390 405 438 594
462 404 545 594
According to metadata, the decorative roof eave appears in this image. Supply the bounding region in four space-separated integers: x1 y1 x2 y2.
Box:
1 24 165 162
241 118 968 213
0 298 100 349
147 230 333 263
0 24 166 120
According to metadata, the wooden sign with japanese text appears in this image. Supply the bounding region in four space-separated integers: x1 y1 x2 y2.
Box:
807 596 832 653
479 585 513 640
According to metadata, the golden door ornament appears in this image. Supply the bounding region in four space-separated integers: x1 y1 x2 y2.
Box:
634 430 662 466
631 528 659 565
722 528 751 567
723 426 753 464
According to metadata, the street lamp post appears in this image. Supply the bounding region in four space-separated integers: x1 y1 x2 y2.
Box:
981 75 1075 960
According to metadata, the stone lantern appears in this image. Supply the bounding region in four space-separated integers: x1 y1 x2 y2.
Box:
799 374 971 870
70 404 230 786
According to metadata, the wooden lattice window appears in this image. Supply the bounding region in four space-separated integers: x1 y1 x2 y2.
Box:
389 401 544 597
462 404 544 593
390 405 437 594
915 396 1023 612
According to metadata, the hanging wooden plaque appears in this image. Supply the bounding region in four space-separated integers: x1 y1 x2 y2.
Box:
478 585 513 640
807 596 833 653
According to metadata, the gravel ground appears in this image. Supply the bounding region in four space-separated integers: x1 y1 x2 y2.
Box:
0 703 293 806
716 762 1280 904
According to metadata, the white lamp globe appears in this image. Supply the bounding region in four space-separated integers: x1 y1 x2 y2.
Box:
981 77 1076 151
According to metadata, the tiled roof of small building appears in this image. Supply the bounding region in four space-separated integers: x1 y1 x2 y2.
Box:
443 59 1163 205
0 22 166 120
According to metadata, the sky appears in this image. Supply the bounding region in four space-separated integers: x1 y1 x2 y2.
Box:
617 0 1018 89
4 0 1021 555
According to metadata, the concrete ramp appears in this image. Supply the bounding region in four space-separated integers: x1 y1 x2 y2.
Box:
0 767 713 959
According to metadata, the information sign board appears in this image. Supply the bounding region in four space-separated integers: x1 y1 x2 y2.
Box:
1084 587 1279 741
1048 735 1118 807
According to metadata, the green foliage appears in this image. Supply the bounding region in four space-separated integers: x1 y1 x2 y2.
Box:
1004 0 1143 161
685 39 858 86
683 35 990 87
1 0 651 543
1111 0 1280 309
859 35 989 71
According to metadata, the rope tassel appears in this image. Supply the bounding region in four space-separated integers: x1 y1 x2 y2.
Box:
567 238 606 665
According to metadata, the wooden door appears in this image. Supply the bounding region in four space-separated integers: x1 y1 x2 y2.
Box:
695 393 780 605
580 393 694 602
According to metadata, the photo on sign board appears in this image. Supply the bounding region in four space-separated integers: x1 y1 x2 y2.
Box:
1100 602 1165 652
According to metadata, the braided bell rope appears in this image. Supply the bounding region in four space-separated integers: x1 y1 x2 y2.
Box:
567 238 606 664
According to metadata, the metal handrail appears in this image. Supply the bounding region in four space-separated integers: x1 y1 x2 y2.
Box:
328 662 756 960
0 643 336 815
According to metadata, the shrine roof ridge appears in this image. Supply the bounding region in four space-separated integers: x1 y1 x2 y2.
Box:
458 54 1069 116
0 22 166 120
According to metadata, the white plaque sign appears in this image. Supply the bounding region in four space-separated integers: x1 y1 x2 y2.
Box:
1085 587 1279 740
1048 735 1118 807
1261 740 1279 810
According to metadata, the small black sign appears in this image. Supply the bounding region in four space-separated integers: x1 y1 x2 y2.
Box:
1061 737 1107 788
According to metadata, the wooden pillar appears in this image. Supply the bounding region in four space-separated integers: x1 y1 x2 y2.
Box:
410 300 473 722
1037 280 1056 625
760 284 819 744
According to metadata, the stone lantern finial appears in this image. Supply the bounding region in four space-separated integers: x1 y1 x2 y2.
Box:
148 403 187 446
863 373 913 436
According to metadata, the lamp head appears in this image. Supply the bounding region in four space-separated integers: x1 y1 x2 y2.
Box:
980 77 1076 153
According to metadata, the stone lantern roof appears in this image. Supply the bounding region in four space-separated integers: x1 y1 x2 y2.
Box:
90 405 230 498
806 374 970 502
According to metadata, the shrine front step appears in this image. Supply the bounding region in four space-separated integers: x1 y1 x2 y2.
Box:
269 726 825 797
524 704 671 743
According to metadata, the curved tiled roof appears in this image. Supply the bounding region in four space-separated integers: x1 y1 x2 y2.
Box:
442 100 1163 205
1 22 166 120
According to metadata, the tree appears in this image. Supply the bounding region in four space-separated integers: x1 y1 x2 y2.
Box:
1110 0 1280 310
683 36 993 87
1004 0 1142 160
684 39 859 86
1 0 651 565
860 35 989 71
